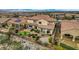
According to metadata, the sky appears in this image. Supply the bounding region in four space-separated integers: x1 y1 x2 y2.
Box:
0 0 79 9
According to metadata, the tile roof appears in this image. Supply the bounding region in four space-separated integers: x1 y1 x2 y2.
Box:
28 15 54 22
8 18 27 24
61 20 79 32
0 18 10 23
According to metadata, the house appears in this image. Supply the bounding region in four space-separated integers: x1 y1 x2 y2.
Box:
61 20 79 49
27 15 55 34
7 15 55 34
37 23 55 34
0 18 10 28
64 13 79 20
74 14 79 20
50 12 65 19
7 17 27 31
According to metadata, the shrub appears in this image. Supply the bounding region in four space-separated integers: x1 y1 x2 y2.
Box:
43 42 48 46
35 29 40 33
35 36 40 41
31 29 34 32
31 29 40 33
32 34 36 38
0 35 9 44
10 41 23 50
48 36 52 43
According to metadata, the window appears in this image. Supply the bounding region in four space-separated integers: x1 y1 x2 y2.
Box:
47 30 50 33
15 30 18 33
64 34 73 39
29 25 32 27
39 22 42 24
16 24 19 28
28 25 32 29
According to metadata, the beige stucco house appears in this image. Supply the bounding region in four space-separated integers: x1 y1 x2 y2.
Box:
27 15 55 34
7 17 27 32
6 15 55 34
61 20 79 49
50 12 65 19
0 18 10 28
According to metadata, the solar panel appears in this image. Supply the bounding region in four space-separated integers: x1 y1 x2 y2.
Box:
15 18 21 22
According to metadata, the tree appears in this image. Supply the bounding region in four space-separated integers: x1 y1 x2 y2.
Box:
35 36 40 41
72 15 75 19
64 16 72 20
48 36 52 43
13 14 19 17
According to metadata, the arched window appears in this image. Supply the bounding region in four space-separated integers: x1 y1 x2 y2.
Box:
47 30 50 33
63 34 73 39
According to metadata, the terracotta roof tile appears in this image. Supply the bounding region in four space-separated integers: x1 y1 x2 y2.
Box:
0 18 10 23
28 15 54 21
61 20 79 32
8 18 27 24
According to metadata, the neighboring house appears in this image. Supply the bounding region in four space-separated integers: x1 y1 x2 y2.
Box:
0 18 10 28
64 13 79 20
75 16 79 20
61 20 79 49
74 14 79 20
7 17 27 31
50 12 65 19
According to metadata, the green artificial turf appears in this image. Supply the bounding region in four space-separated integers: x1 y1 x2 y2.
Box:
18 31 30 36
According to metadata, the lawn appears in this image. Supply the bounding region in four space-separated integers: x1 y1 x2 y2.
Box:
54 45 65 50
53 43 77 50
60 43 77 50
18 31 30 36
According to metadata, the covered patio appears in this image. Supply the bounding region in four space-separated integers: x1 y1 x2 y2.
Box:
61 20 79 49
61 20 79 42
61 29 79 42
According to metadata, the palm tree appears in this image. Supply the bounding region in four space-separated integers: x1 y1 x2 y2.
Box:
52 16 61 45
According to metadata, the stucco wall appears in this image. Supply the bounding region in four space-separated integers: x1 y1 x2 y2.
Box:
36 19 48 25
27 20 34 24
